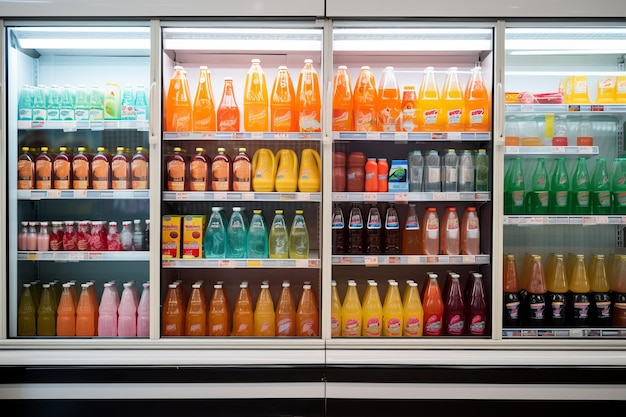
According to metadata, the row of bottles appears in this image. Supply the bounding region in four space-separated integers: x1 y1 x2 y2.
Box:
18 146 149 190
18 280 149 337
504 157 625 215
19 219 149 252
162 280 318 337
333 272 488 337
162 208 309 259
503 252 626 328
333 203 481 256
561 75 626 105
333 149 489 193
331 65 490 132
505 115 595 147
166 147 320 192
165 59 320 133
18 83 149 122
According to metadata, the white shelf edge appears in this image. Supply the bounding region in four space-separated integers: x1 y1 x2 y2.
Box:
17 251 149 261
331 254 490 266
162 191 321 202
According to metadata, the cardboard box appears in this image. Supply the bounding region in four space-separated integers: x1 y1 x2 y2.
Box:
162 215 183 258
182 215 206 259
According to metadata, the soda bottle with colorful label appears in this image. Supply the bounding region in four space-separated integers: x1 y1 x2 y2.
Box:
377 66 401 131
590 158 611 214
348 204 364 254
464 64 490 132
353 66 377 132
75 283 96 336
271 66 297 132
503 254 521 327
525 255 547 328
423 273 444 336
440 206 460 256
165 66 191 131
296 284 319 336
570 254 591 327
361 281 382 337
527 158 549 214
208 283 230 336
276 281 296 336
571 158 591 214
192 66 216 132
365 205 382 255
254 284 275 336
185 283 207 336
341 280 362 337
466 272 488 336
332 204 347 255
504 158 525 214
401 86 419 132
217 77 240 132
402 204 421 255
549 158 570 214
611 158 626 214
441 67 465 132
403 282 424 337
331 280 342 337
332 66 354 131
382 281 403 337
18 146 35 190
422 207 440 256
417 67 443 132
383 203 401 254
444 273 465 335
232 282 254 336
296 59 321 132
588 254 611 327
545 254 568 327
243 59 269 132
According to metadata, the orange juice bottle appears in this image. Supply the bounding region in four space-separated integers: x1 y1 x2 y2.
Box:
422 207 440 256
185 282 207 336
162 283 185 336
353 66 377 132
441 67 465 132
297 283 319 336
111 146 130 190
212 147 231 191
330 280 342 337
403 282 424 337
401 86 419 132
615 75 626 103
91 146 110 190
165 65 192 132
243 59 269 132
417 67 443 132
464 64 490 132
189 147 210 191
569 75 590 104
270 66 297 132
296 59 321 133
166 147 186 191
35 146 53 190
37 283 56 336
131 146 149 190
75 283 96 336
232 147 252 191
361 281 382 337
53 146 72 190
217 77 240 132
422 273 444 336
332 65 354 131
254 283 275 336
377 66 401 132
18 146 35 190
596 76 615 104
382 280 403 337
192 66 216 132
208 283 230 336
18 283 37 336
341 280 362 337
72 147 90 190
232 282 254 336
276 281 296 336
56 283 76 337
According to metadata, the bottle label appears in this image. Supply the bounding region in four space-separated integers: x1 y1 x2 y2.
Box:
404 316 421 336
131 159 149 190
367 213 381 229
167 160 185 191
365 172 376 180
405 216 419 230
551 301 565 319
331 317 340 337
332 109 351 131
617 192 626 207
111 159 129 190
573 301 590 319
349 214 363 229
53 159 71 190
299 111 321 132
530 302 545 320
355 110 376 131
512 190 524 206
35 159 52 189
555 191 568 207
596 300 612 320
423 109 438 125
597 191 611 207
277 318 294 336
385 214 400 230
364 317 381 336
428 167 440 183
73 159 89 190
447 108 462 124
90 108 104 121
343 317 360 337
19 108 33 120
189 160 208 191
467 217 479 230
424 314 442 335
537 191 549 207
469 108 485 124
446 314 464 335
445 167 457 183
212 160 230 191
426 218 439 239
577 191 590 207
332 214 345 229
17 160 33 189
385 317 402 336
447 217 459 232
469 315 486 335
505 300 520 321
60 108 75 120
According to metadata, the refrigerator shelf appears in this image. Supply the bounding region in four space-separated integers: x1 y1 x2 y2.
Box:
162 255 320 269
17 120 150 132
332 254 490 266
504 146 599 156
17 251 149 261
17 189 150 200
503 328 626 338
162 191 321 202
163 132 322 140
505 104 626 114
503 215 625 226
333 131 491 141
332 192 490 202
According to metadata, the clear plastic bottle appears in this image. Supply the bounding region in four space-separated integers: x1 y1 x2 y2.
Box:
475 149 489 192
89 84 104 121
226 207 248 258
424 150 441 192
204 207 227 258
134 85 149 121
442 149 458 192
276 281 296 336
296 283 319 336
32 85 48 120
136 282 150 337
408 150 424 192
133 219 144 251
59 84 75 121
74 84 90 121
247 209 269 258
458 150 475 192
120 221 133 251
107 221 121 251
289 209 309 259
37 221 49 252
46 84 61 120
117 282 138 337
441 206 461 256
269 209 289 259
121 84 136 120
18 85 34 121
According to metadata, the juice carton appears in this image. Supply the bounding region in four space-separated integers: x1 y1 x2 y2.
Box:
182 215 206 259
162 215 183 258
388 159 408 192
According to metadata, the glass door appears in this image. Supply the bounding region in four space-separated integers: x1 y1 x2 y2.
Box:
502 25 626 338
6 23 152 339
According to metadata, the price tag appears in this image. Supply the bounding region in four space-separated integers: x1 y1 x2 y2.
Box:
407 256 420 264
366 132 379 140
363 193 377 201
426 256 439 264
90 121 104 131
229 193 242 200
175 192 188 200
569 217 583 224
446 192 460 201
622 216 626 224
433 192 446 201
296 259 308 268
552 146 565 153
334 193 348 201
247 260 261 267
519 217 531 225
63 121 77 132
394 193 408 202
309 260 321 268
242 192 255 200
31 191 46 200
388 256 401 264
47 190 61 199
274 133 289 139
69 252 83 261
218 260 231 267
338 257 352 264
596 216 609 224
555 217 569 224
88 252 103 260
544 113 555 139
582 216 596 225
75 190 87 198
463 255 475 264
297 193 311 201
250 132 264 140
579 146 593 154
99 191 114 198
530 217 546 225
449 255 463 264
364 256 378 267
505 146 519 154
162 260 174 267
27 253 38 260
446 132 462 140
214 193 227 201
394 132 408 141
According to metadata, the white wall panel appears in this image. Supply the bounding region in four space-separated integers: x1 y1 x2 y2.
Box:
0 0 324 18
326 0 626 18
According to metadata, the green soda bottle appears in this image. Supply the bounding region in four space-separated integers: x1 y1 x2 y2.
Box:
590 158 611 214
611 158 626 214
504 158 525 214
475 149 489 191
549 158 570 214
37 283 56 336
527 158 549 214
571 158 591 214
288 209 309 259
18 283 37 336
269 209 289 259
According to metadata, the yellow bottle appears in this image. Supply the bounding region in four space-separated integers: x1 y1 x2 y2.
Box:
589 254 610 293
18 283 37 336
615 75 626 103
37 283 56 336
546 254 569 294
403 282 424 337
570 254 591 293
382 280 403 337
274 149 298 192
251 148 276 192
361 281 382 337
254 284 276 336
569 75 590 104
298 149 321 192
596 77 615 104
330 280 342 338
341 280 362 337
402 280 415 307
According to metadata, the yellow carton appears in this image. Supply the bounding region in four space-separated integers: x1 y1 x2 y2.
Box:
162 215 183 258
182 215 206 259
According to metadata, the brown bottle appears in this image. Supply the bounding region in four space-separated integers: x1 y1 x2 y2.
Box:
333 151 346 192
232 147 252 191
91 146 111 190
111 146 130 190
212 147 232 191
72 147 90 190
167 147 186 191
131 146 149 189
346 151 366 192
53 146 72 190
35 146 53 190
17 146 35 190
189 147 210 191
